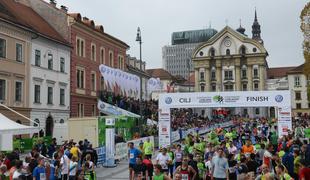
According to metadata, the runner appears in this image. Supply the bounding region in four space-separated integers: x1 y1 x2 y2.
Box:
143 138 154 159
153 164 171 180
128 142 141 180
156 148 171 175
174 158 197 180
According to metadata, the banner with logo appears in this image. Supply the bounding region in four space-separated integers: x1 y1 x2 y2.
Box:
158 91 292 147
158 109 171 147
99 65 140 98
277 106 292 136
97 100 140 118
105 118 115 167
159 91 291 108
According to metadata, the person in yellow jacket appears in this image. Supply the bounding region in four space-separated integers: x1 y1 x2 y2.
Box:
143 138 154 159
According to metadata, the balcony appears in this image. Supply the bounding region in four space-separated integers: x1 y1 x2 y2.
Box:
199 79 206 85
211 77 217 82
241 76 248 82
224 77 234 81
253 75 260 80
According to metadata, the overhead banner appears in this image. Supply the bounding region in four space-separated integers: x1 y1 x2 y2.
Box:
159 91 291 108
158 91 292 147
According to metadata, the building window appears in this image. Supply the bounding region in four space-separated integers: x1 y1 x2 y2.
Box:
241 68 247 78
0 38 6 58
224 84 234 91
60 88 65 105
78 103 84 117
253 68 259 78
211 84 216 91
91 73 96 91
34 119 40 127
60 57 65 73
59 119 64 124
91 44 96 61
240 46 246 55
34 85 40 103
200 72 205 80
77 69 85 89
226 49 230 55
242 83 247 91
211 70 216 80
15 81 22 102
254 82 259 91
76 37 85 57
295 91 301 100
47 87 53 104
48 53 53 70
0 79 6 101
16 43 22 62
296 103 301 109
35 50 41 66
109 51 113 67
224 70 233 80
92 104 96 116
210 48 215 57
255 108 260 115
100 48 105 64
294 76 300 86
200 85 205 92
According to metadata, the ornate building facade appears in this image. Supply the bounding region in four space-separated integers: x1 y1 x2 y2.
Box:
192 11 269 118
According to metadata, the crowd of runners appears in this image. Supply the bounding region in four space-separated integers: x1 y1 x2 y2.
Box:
0 139 98 180
128 116 310 180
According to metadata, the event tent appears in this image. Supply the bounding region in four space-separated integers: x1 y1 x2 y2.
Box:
0 113 39 135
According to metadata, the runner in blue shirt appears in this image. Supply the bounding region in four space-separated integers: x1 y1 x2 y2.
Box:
128 142 141 180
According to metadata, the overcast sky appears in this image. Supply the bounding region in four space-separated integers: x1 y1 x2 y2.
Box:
56 0 307 69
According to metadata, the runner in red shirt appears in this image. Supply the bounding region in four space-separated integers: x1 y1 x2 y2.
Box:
299 159 310 180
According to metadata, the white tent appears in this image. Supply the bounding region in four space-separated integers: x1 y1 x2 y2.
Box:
0 113 40 151
0 113 39 134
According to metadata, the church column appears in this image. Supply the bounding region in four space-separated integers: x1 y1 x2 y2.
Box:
216 60 222 91
235 65 241 91
248 65 253 91
195 68 199 92
259 65 265 90
205 67 210 91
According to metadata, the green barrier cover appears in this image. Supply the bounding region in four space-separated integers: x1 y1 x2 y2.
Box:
305 128 310 138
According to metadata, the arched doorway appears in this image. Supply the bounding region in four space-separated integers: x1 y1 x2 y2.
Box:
45 114 54 137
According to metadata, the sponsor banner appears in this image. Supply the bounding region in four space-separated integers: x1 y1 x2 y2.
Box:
159 91 291 108
114 136 155 160
115 142 127 160
96 146 106 166
158 109 171 147
171 131 180 142
97 100 140 118
105 117 115 167
277 106 292 136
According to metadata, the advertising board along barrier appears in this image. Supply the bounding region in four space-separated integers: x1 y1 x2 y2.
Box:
115 136 155 161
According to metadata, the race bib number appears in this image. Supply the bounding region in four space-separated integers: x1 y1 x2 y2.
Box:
130 153 134 159
181 174 189 180
176 154 182 159
40 173 46 180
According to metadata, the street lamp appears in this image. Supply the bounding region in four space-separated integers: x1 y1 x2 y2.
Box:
136 27 143 119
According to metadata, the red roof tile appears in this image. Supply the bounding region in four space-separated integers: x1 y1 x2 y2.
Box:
287 64 304 74
267 66 297 79
0 0 69 45
146 68 176 80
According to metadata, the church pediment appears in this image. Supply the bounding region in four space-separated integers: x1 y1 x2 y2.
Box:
192 26 267 58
